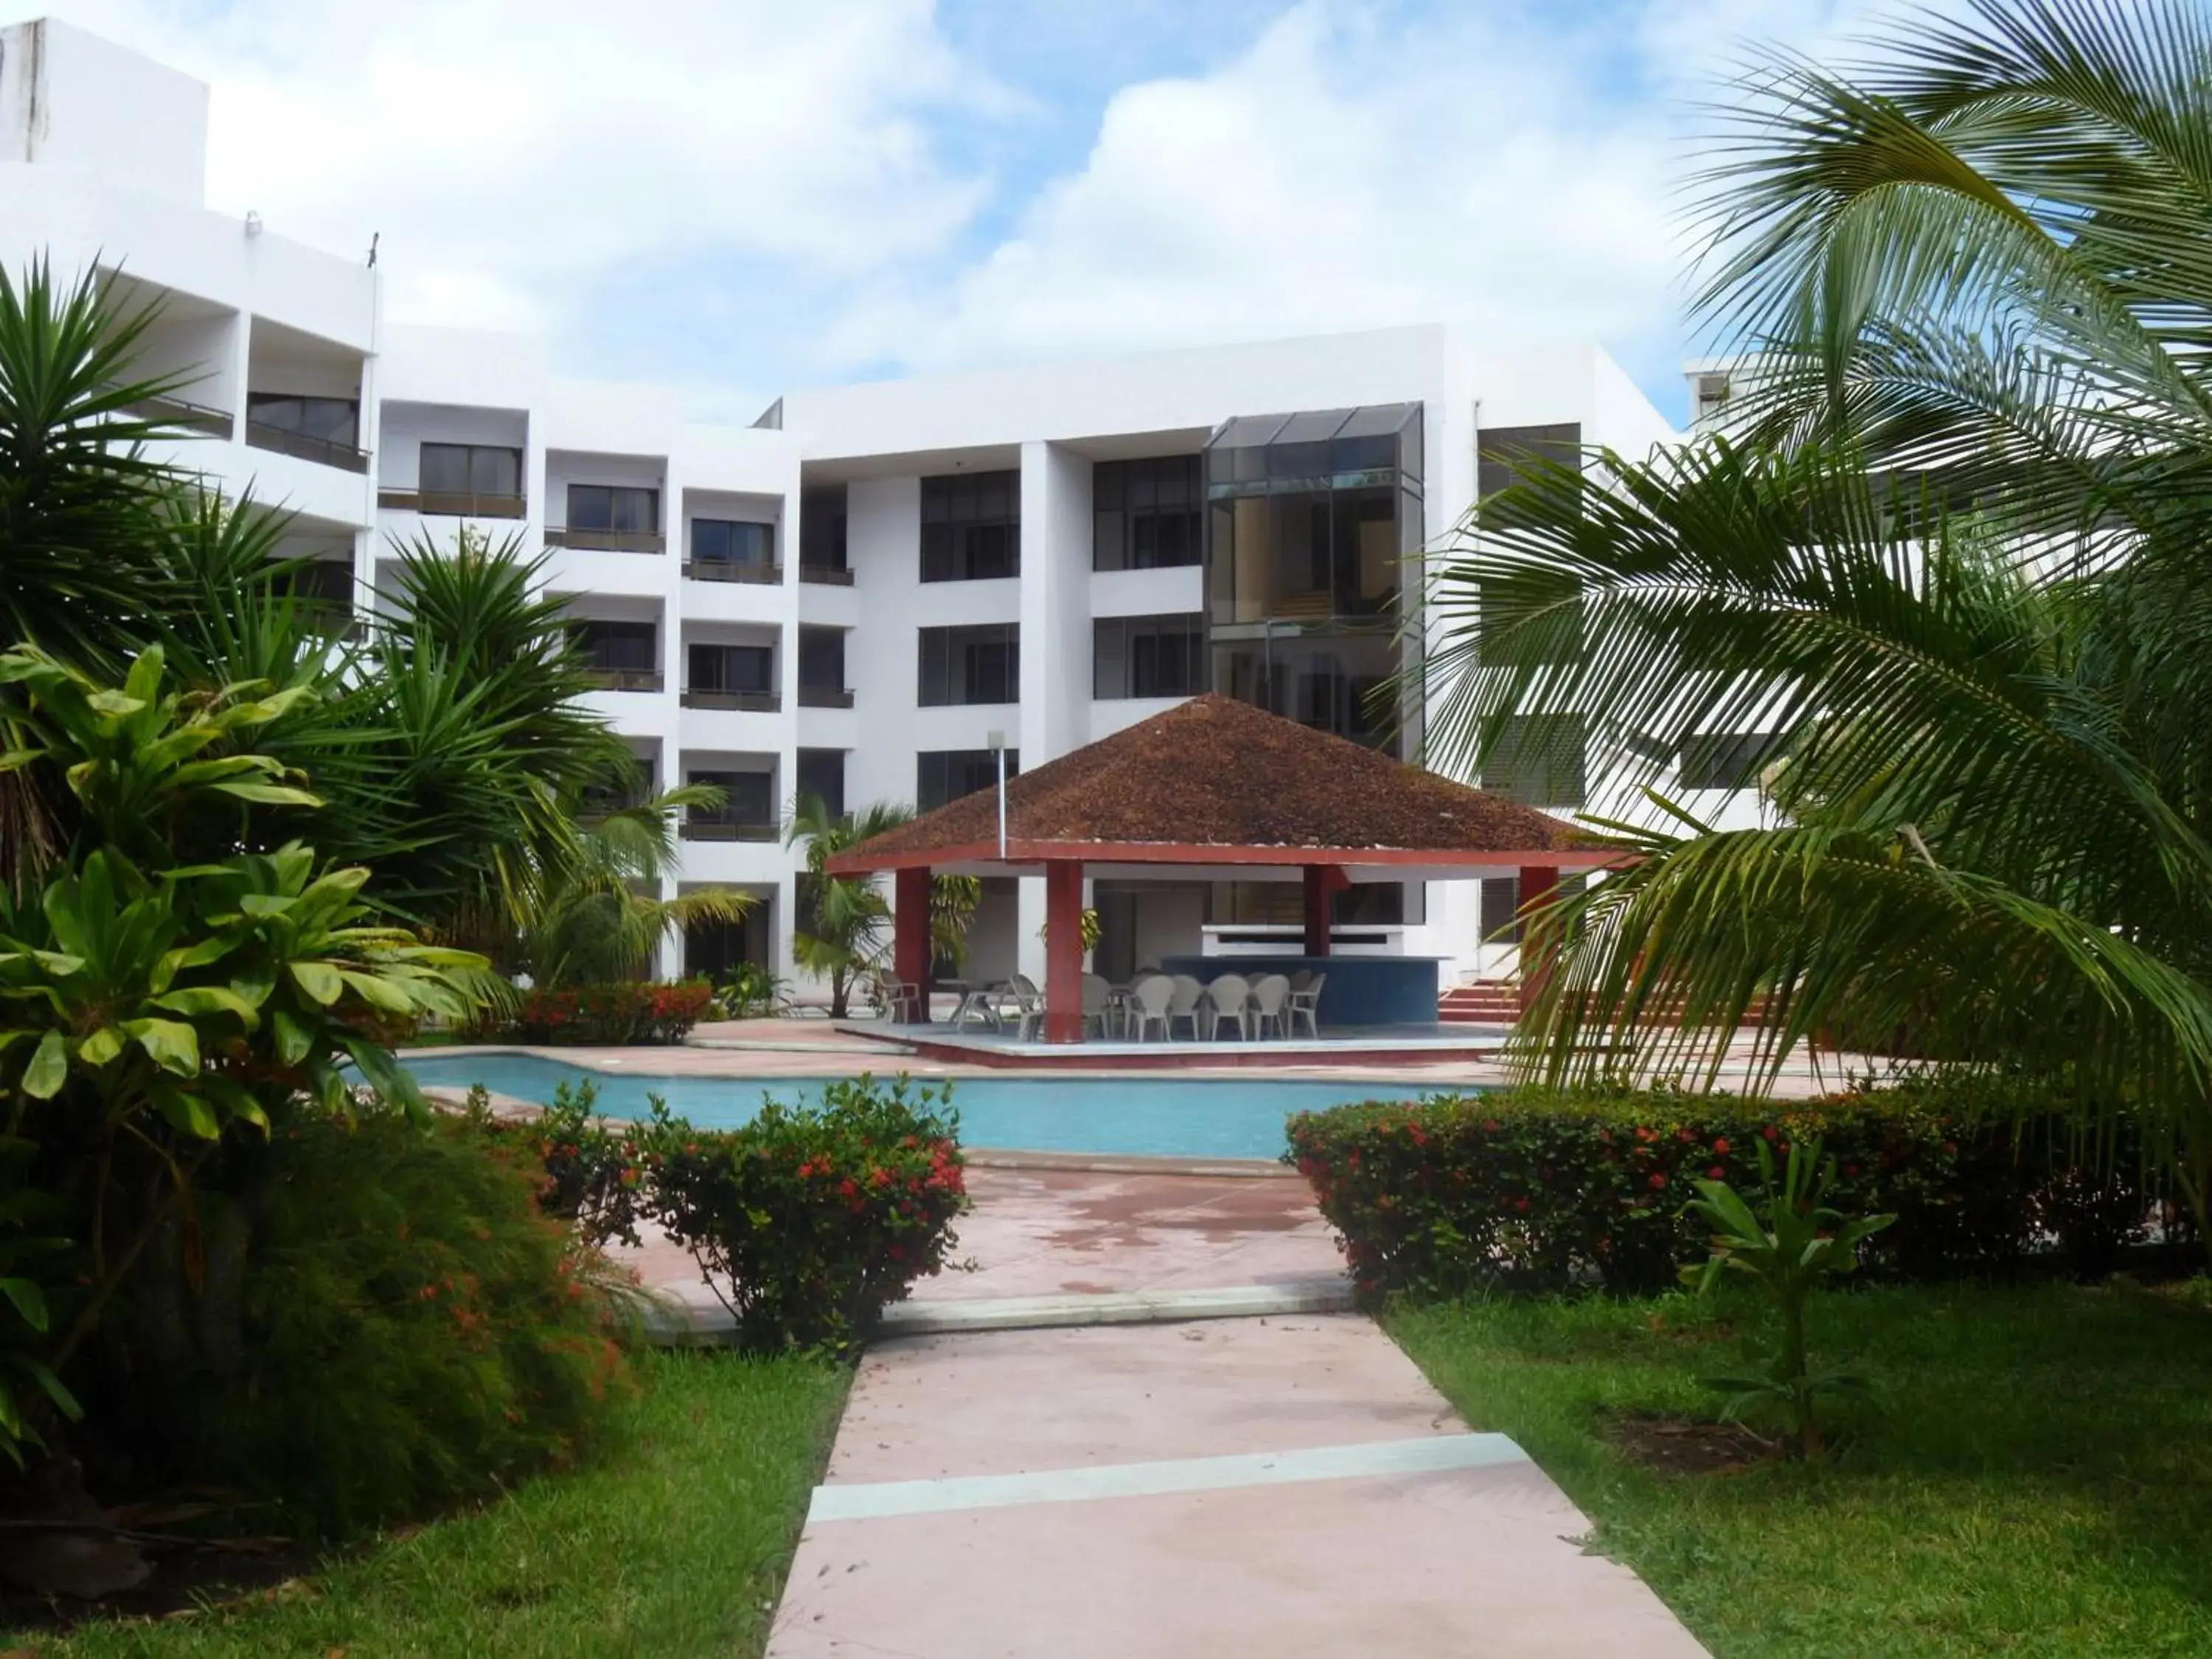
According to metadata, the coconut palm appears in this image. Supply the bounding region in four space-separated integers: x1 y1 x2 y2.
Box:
1423 0 2212 1215
786 796 910 1019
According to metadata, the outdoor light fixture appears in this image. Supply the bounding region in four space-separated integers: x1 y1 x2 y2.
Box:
987 728 1008 860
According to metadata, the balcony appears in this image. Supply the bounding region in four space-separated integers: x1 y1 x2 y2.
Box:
125 392 234 439
378 488 528 519
680 816 780 844
798 685 855 710
684 559 782 586
547 526 666 554
585 669 664 693
681 688 780 713
248 422 369 475
799 564 855 586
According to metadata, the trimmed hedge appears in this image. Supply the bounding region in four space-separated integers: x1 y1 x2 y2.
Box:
490 981 715 1045
1285 1079 2177 1301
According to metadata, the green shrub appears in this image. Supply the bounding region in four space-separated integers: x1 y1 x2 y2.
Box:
647 1077 968 1354
1285 1076 2169 1302
488 981 714 1045
105 1103 631 1538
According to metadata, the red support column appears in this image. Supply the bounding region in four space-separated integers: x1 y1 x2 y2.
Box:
1302 864 1350 957
893 866 933 1018
1043 860 1086 1043
1517 863 1561 1018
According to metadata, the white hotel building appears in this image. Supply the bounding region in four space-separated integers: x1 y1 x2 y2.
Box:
1 19 1753 995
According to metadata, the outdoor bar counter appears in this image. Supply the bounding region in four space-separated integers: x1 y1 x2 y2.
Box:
1159 954 1449 1027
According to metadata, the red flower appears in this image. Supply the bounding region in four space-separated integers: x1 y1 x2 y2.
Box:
1514 1195 1531 1212
1711 1138 1730 1155
1707 1166 1725 1180
1647 1172 1668 1189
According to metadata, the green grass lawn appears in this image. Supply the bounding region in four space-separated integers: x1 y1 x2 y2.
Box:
13 1349 847 1659
1390 1280 2212 1658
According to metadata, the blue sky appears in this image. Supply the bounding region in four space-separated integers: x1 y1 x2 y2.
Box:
11 0 1882 425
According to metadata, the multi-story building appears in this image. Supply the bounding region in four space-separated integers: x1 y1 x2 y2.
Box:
2 18 1759 995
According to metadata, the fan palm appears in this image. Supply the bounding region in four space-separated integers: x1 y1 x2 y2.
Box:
1424 0 2212 1215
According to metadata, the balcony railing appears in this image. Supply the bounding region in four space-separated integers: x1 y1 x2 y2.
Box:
246 422 370 475
681 688 781 713
127 392 235 439
680 817 780 843
378 488 528 519
799 564 855 586
798 685 855 709
584 669 664 693
546 526 666 554
684 559 782 585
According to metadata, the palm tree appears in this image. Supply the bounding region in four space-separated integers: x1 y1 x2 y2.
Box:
786 796 909 1019
1423 0 2212 1217
515 784 752 987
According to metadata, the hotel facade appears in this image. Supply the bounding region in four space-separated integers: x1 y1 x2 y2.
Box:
1 18 1756 994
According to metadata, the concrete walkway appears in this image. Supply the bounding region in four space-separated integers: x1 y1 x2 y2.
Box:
754 1165 1708 1658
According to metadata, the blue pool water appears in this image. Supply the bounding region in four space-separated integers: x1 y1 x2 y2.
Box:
400 1052 1452 1161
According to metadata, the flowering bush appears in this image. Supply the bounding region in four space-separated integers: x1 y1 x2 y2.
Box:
647 1076 968 1354
490 980 716 1045
1286 1077 2171 1302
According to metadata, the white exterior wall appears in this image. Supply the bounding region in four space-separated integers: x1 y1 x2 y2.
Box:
0 19 1770 995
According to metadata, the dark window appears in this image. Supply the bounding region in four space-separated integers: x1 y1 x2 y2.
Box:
1476 422 1580 499
1207 629 1397 753
1678 732 1777 790
798 626 846 692
692 518 776 567
1208 882 1404 925
801 486 849 571
920 470 1020 581
582 754 655 817
686 907 766 977
421 442 522 498
688 642 775 695
686 768 774 827
1481 714 1586 808
248 394 360 448
278 557 353 608
568 483 658 532
1480 874 1585 942
917 748 1016 813
918 623 1020 706
1094 613 1204 699
796 748 845 819
1093 455 1201 570
571 620 656 672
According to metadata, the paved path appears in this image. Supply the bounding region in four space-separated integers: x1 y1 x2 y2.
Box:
755 1166 1708 1658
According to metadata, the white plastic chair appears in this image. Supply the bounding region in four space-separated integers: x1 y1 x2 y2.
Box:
870 967 922 1023
1166 975 1206 1040
1009 974 1045 1041
1081 973 1115 1038
1289 968 1314 992
1288 971 1326 1039
1251 973 1293 1040
1203 973 1253 1040
1124 974 1174 1042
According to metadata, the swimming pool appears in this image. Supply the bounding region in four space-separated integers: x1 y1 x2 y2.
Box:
397 1052 1454 1161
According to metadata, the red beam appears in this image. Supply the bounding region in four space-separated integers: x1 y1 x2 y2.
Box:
827 838 1625 877
1303 864 1351 956
893 866 932 1012
1517 863 1560 1018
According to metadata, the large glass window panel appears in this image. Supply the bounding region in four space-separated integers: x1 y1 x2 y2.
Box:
1477 422 1580 498
693 519 776 566
688 768 773 825
572 620 655 672
796 748 845 819
801 486 849 570
1330 484 1398 616
568 484 657 532
917 624 1019 706
917 748 1018 813
1094 613 1203 698
250 394 359 447
1093 456 1202 570
919 470 1020 580
797 627 844 690
689 643 773 694
420 442 518 498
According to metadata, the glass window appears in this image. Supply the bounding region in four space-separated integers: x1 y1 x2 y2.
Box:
1476 422 1581 499
1678 732 1776 790
686 768 773 825
917 748 1017 813
1206 629 1398 753
687 642 773 695
1208 880 1403 925
248 393 360 448
801 486 849 571
918 624 1020 706
1093 613 1204 699
571 620 656 672
420 442 521 498
568 484 658 533
692 518 776 566
797 626 845 690
796 748 845 819
1481 714 1587 807
919 470 1020 581
1093 456 1202 570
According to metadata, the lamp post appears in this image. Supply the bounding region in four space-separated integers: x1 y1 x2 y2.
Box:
987 728 1008 859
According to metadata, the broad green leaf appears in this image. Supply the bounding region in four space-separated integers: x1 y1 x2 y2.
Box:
150 1084 219 1138
290 961 344 1006
213 781 324 808
123 1018 201 1077
271 1009 313 1066
151 986 261 1028
86 689 147 717
0 1276 49 1330
21 1031 68 1099
338 970 415 1016
76 1027 125 1067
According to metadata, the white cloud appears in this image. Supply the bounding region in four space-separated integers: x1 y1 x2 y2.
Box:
9 0 998 334
824 2 1686 372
